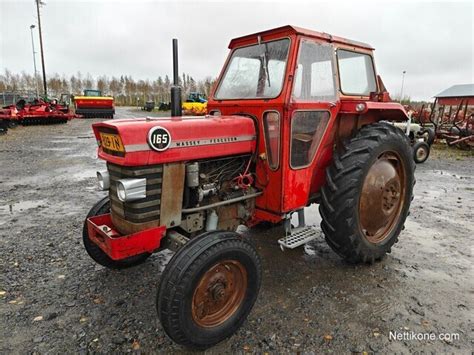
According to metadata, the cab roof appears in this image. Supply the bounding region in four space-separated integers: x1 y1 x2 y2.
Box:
229 25 374 50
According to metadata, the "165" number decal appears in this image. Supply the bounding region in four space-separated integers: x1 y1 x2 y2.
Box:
148 126 172 151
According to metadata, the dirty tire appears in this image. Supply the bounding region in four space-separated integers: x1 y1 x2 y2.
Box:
421 127 435 145
413 141 430 164
82 196 150 269
157 231 261 349
319 122 415 263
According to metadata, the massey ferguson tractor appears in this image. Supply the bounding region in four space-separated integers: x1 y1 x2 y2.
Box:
83 26 415 349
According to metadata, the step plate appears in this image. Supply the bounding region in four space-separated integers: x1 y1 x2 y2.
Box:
278 226 319 249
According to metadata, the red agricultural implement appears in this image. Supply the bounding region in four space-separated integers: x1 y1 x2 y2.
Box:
0 98 77 127
83 26 416 349
444 114 474 150
433 100 474 150
414 86 474 150
74 89 115 118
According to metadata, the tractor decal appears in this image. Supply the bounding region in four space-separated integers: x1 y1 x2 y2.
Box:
125 134 256 152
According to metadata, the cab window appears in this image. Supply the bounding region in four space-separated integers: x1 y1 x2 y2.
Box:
290 111 330 168
337 50 376 96
215 39 290 99
263 111 281 170
292 40 336 101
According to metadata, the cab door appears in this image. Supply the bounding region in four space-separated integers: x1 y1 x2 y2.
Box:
282 38 340 212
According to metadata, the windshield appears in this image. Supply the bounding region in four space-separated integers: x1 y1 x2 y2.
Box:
84 90 101 97
215 38 290 99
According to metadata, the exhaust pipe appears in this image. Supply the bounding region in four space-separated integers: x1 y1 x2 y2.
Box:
171 38 182 117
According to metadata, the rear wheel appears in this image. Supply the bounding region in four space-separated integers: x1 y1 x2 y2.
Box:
82 196 150 269
421 127 435 145
319 122 415 263
413 141 430 163
157 231 261 349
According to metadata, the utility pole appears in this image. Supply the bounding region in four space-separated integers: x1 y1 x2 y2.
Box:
35 0 47 97
29 25 39 98
400 70 406 103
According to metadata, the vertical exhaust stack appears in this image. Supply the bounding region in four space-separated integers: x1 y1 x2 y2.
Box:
171 38 182 117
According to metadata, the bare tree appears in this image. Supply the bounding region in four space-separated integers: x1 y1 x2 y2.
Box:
1 69 216 105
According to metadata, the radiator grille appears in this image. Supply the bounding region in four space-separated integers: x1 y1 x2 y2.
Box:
107 163 163 223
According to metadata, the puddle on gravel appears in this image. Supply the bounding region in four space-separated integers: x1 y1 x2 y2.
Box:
37 147 73 152
0 200 49 227
0 199 46 213
49 136 94 143
421 189 446 199
304 242 318 256
432 170 470 180
71 170 96 180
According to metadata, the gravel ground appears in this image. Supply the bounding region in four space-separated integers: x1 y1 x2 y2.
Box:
1 107 473 353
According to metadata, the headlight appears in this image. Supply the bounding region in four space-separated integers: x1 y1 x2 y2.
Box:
116 178 147 202
97 170 110 190
117 182 126 201
355 103 366 112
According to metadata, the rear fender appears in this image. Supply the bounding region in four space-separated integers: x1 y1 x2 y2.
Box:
337 101 409 142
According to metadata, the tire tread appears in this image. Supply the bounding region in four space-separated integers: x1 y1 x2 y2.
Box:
319 122 415 263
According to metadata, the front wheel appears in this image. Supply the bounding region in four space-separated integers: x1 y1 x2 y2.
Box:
319 122 415 263
413 141 430 164
157 231 261 349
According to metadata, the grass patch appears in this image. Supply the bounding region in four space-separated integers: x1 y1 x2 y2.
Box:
430 142 473 160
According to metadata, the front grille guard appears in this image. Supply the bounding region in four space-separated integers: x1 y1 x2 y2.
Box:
107 163 163 224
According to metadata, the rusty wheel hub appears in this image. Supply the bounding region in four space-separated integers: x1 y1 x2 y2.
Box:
416 146 427 161
192 260 247 327
359 152 406 243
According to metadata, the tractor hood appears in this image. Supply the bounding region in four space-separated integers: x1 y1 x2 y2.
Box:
92 115 256 166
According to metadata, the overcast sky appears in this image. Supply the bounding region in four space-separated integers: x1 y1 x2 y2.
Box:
1 0 472 100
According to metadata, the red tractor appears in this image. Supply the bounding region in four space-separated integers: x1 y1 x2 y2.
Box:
83 26 415 349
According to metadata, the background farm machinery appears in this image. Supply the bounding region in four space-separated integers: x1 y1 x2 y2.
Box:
0 92 77 130
182 91 207 115
393 118 435 163
412 84 474 150
142 100 155 112
73 89 115 118
143 92 208 115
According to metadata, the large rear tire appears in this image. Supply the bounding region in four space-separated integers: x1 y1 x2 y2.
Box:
319 122 415 263
82 196 151 269
157 231 261 349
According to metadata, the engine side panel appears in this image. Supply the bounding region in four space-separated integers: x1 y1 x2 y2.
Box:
93 116 256 166
160 163 185 228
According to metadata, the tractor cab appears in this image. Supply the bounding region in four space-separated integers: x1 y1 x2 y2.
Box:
83 89 102 97
59 93 71 105
208 25 407 215
186 92 207 103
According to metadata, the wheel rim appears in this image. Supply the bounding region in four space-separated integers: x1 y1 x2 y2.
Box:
192 260 247 328
359 151 406 244
416 146 427 161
